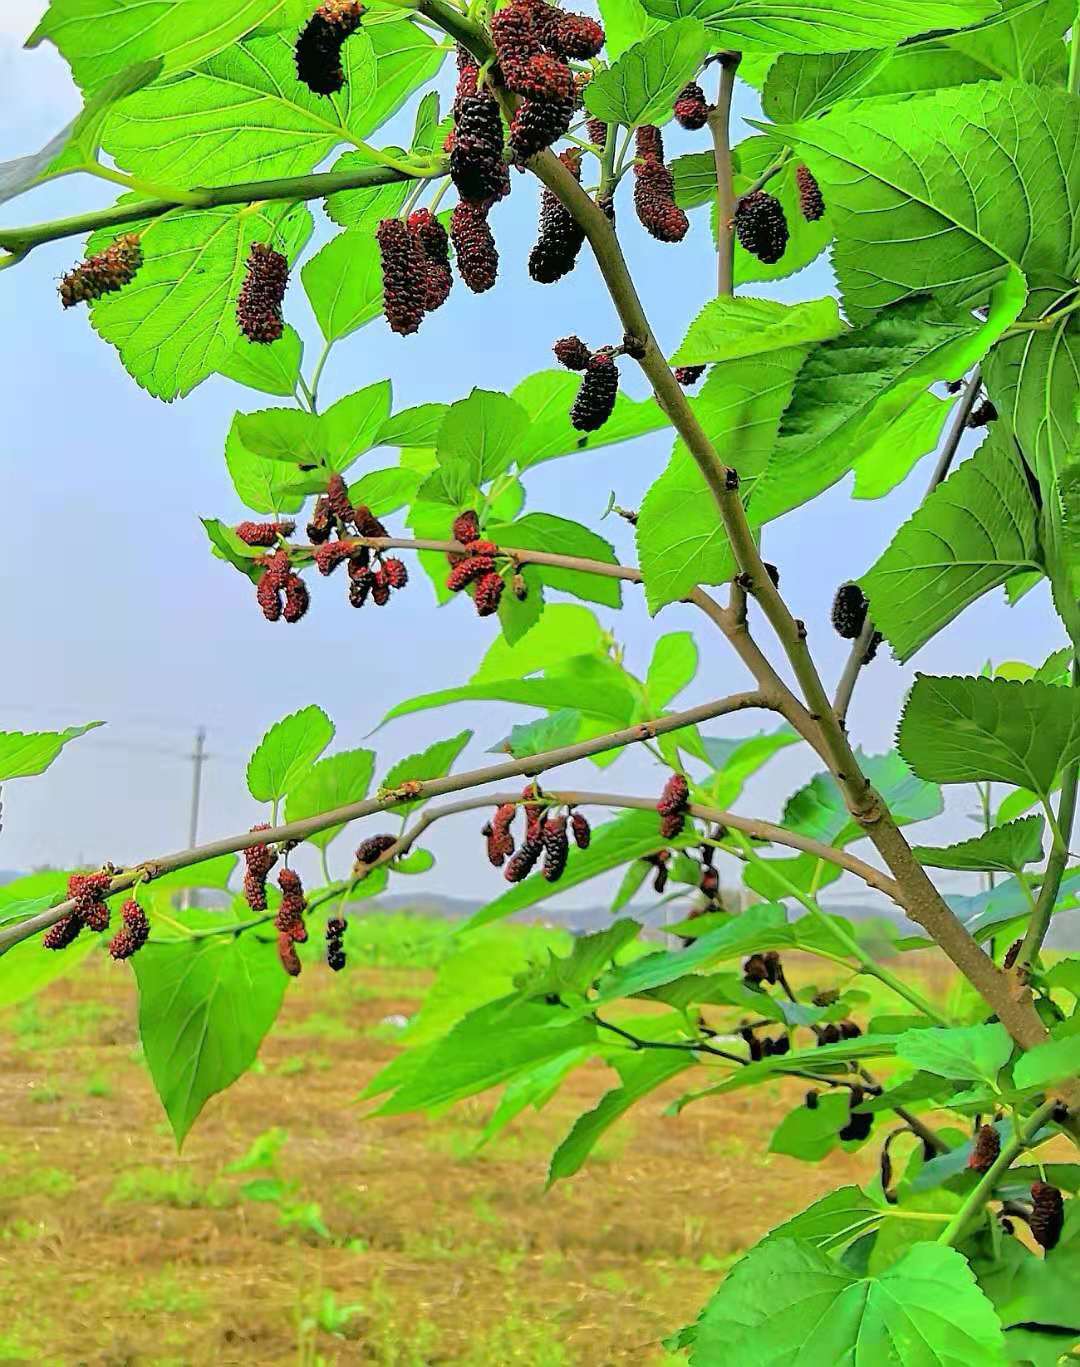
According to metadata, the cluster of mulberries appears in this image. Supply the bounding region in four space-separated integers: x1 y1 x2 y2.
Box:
674 365 705 387
255 548 309 624
325 916 347 972
633 126 688 244
43 870 115 948
656 773 690 839
294 0 364 96
490 787 586 884
354 833 397 871
235 521 295 547
674 82 710 131
243 825 277 910
795 164 825 222
740 1026 789 1061
734 190 789 265
1030 1181 1065 1250
237 242 289 344
59 233 142 309
967 1123 1001 1173
743 950 781 987
276 868 307 976
446 508 512 616
109 899 150 960
529 150 585 283
817 1020 862 1045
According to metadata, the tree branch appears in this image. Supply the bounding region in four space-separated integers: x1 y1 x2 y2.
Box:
707 54 740 297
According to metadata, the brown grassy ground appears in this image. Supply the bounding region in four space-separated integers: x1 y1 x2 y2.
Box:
0 932 951 1366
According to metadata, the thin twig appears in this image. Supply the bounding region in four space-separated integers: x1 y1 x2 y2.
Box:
707 55 740 297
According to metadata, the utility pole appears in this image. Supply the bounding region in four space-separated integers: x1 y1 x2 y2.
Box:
181 728 208 910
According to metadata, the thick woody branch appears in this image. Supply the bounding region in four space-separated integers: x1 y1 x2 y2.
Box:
0 691 765 955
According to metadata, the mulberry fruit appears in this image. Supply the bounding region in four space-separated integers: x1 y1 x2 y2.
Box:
1004 939 1023 970
355 833 397 867
484 803 517 866
1030 1181 1065 1250
570 812 591 849
541 815 570 882
636 125 664 162
235 521 294 546
326 472 353 525
449 91 507 205
505 836 543 882
326 915 347 972
734 191 789 265
381 556 408 589
68 871 113 931
968 1124 1001 1174
474 570 505 617
818 1023 842 1046
838 1019 861 1039
447 554 496 592
464 538 498 556
657 773 689 816
109 899 150 960
276 868 308 942
314 541 353 575
43 913 83 950
509 95 574 162
452 509 480 544
570 352 619 432
377 217 426 335
968 399 998 428
450 202 499 294
674 365 705 387
521 783 547 842
512 51 575 103
674 82 709 131
633 159 688 243
282 573 309 623
237 242 289 344
548 11 603 59
353 504 388 539
831 583 869 640
59 232 142 308
586 117 608 147
295 0 363 96
370 570 391 605
243 825 277 911
795 164 825 222
348 570 373 607
743 953 769 985
700 864 719 899
408 209 453 312
307 497 333 544
839 1092 873 1143
278 931 302 977
529 152 586 283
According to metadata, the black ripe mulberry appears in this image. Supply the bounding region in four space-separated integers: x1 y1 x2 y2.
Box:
839 1090 873 1143
734 191 789 265
570 351 618 432
674 82 709 131
59 232 142 308
474 570 505 617
632 128 688 244
1030 1181 1065 1250
509 95 574 162
831 583 869 640
968 399 998 428
235 520 294 547
570 812 591 849
237 242 289 344
553 335 592 370
529 151 586 283
295 0 364 96
541 815 570 882
505 836 543 883
275 868 308 943
968 1124 1001 1174
326 916 347 972
409 209 453 312
795 164 825 222
355 833 397 868
109 899 150 960
450 202 499 294
449 90 507 205
674 365 705 387
377 217 426 336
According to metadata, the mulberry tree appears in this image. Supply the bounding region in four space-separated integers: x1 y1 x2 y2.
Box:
3 0 1080 1358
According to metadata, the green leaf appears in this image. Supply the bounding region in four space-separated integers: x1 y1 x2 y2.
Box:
246 705 335 803
761 50 887 122
896 1023 1013 1083
0 924 101 1008
850 390 952 500
437 389 528 485
133 932 287 1146
861 433 1042 660
380 729 473 815
28 0 291 92
224 414 306 515
376 403 449 448
769 1094 850 1162
502 710 583 759
584 18 711 127
301 228 383 343
763 1185 888 1254
486 513 622 608
914 816 1045 875
689 1239 1006 1366
471 604 606 683
782 749 943 849
323 149 410 230
748 297 1008 529
464 811 700 933
346 466 420 515
672 295 843 366
1013 1033 1080 1091
90 200 313 401
548 1049 693 1184
898 675 1080 797
639 1 1000 52
218 325 303 398
645 633 697 710
352 20 446 141
767 82 1075 320
698 727 800 807
283 748 375 849
201 516 264 579
319 381 393 473
597 0 663 58
234 406 322 466
0 722 102 781
511 370 669 468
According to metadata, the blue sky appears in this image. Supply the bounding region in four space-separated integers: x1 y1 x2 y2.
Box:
0 6 1066 911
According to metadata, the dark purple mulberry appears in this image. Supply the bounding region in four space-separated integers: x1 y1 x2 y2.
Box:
634 158 688 243
505 836 543 882
674 82 709 131
450 202 499 294
43 913 83 950
831 583 869 640
449 91 507 205
795 164 825 222
968 1124 1001 1174
1030 1182 1065 1250
109 899 150 960
968 399 998 428
408 209 453 312
529 151 585 283
237 243 289 343
569 351 618 432
541 815 570 881
377 217 426 336
570 812 591 849
553 336 592 370
295 0 364 96
734 191 789 265
355 833 397 867
275 868 308 943
674 365 705 387
509 95 574 162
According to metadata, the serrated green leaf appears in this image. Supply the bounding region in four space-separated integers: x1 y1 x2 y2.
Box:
761 50 887 122
89 200 312 401
511 370 669 468
376 403 449 448
502 710 583 759
697 726 800 807
781 749 943 847
584 18 710 126
914 816 1045 874
134 932 287 1146
597 0 663 58
235 405 322 466
201 516 265 579
437 389 528 485
899 674 1080 797
319 381 392 472
763 1185 888 1254
896 1023 1013 1083
380 729 472 815
301 228 384 342
850 390 951 500
486 513 622 608
672 295 843 366
247 705 335 802
769 1093 850 1162
471 604 606 683
645 633 697 710
346 466 419 514
323 148 411 230
352 20 446 141
0 722 103 781
218 324 303 397
283 748 375 849
860 433 1041 660
224 413 306 515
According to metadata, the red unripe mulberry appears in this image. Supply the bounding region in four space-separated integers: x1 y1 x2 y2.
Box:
235 521 294 546
474 571 505 617
282 573 309 623
675 365 705 387
276 868 308 943
68 871 113 932
237 243 289 344
109 899 150 960
43 913 83 950
377 217 427 336
355 833 397 867
586 117 608 147
326 472 353 524
569 352 619 432
447 554 496 592
541 815 570 882
452 509 481 544
370 570 390 605
379 556 406 589
633 159 688 243
553 336 592 371
278 931 302 977
353 504 388 539
1030 1182 1065 1250
348 569 373 607
967 1124 1001 1174
409 209 454 312
570 812 591 849
674 82 709 131
313 541 351 575
636 125 664 162
657 773 689 816
509 95 575 162
548 11 603 59
795 164 825 221
295 0 364 96
505 837 543 882
464 539 498 556
734 191 789 265
450 202 499 294
307 496 333 544
59 233 142 308
256 548 291 622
